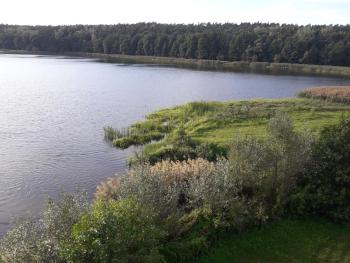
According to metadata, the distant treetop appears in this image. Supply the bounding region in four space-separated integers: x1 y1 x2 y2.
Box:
1 23 350 66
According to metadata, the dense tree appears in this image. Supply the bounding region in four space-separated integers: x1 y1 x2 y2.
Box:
1 22 350 66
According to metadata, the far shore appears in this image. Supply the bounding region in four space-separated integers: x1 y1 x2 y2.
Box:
2 49 350 78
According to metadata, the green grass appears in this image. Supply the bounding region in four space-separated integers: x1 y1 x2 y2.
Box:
106 98 350 163
196 219 350 263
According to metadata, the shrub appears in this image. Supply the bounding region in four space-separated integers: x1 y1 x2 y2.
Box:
296 118 350 222
0 191 88 263
62 198 163 263
96 158 215 220
228 112 313 219
161 208 215 262
195 143 228 161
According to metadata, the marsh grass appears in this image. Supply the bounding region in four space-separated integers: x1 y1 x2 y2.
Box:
299 86 350 103
104 123 166 149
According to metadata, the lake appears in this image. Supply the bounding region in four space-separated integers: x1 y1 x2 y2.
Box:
1 53 350 235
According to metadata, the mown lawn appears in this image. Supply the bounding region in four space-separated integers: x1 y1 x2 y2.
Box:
196 219 350 263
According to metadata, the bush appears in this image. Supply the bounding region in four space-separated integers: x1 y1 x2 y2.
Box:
0 191 88 263
96 158 215 220
195 143 228 161
228 112 313 220
296 118 350 222
62 198 163 263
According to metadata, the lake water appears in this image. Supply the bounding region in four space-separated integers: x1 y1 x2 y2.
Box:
1 53 350 235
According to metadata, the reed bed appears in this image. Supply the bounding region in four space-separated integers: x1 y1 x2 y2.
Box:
298 86 350 103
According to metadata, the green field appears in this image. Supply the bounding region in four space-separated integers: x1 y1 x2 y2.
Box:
196 219 350 263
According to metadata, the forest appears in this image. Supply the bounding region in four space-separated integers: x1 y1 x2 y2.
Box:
1 23 350 66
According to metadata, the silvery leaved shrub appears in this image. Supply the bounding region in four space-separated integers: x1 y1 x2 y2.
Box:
0 191 88 263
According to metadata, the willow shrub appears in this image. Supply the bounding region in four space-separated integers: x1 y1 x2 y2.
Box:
96 158 215 221
228 112 313 219
294 118 350 222
0 191 89 263
62 198 164 263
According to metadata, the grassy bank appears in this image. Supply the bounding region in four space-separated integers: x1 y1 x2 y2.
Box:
105 98 350 164
197 219 350 263
2 49 350 78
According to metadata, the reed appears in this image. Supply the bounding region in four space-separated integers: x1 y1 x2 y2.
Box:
298 86 350 103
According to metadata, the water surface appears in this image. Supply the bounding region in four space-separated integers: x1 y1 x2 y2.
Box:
1 53 350 235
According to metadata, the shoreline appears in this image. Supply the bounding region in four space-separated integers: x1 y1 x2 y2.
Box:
2 49 350 78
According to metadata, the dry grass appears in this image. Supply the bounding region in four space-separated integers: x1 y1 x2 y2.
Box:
299 86 350 103
95 158 213 200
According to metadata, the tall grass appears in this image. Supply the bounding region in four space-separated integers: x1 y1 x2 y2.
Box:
298 86 350 103
103 125 165 149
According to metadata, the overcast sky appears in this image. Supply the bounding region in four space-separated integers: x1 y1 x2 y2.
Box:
0 0 349 26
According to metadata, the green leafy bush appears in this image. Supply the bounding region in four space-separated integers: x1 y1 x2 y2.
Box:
62 198 163 263
296 118 350 222
227 112 313 220
195 143 228 161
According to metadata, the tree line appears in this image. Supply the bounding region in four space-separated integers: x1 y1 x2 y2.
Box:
1 23 350 66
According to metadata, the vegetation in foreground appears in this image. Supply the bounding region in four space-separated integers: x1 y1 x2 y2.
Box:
1 107 350 262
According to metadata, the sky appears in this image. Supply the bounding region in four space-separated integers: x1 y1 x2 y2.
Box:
0 0 349 26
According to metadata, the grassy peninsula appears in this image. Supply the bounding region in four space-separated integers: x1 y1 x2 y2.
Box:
105 89 350 165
